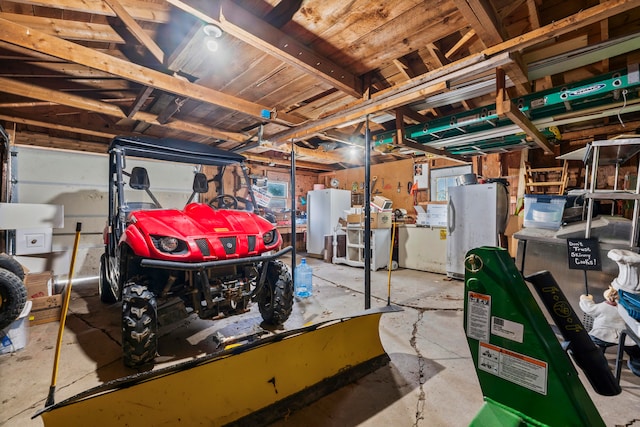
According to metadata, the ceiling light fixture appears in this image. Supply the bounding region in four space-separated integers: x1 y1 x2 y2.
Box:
203 24 222 52
203 24 222 38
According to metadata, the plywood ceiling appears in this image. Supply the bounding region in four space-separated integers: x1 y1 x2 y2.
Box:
0 0 639 171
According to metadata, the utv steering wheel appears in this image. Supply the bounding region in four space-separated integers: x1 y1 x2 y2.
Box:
210 194 239 209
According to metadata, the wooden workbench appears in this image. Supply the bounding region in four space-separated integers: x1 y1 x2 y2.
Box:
277 225 307 251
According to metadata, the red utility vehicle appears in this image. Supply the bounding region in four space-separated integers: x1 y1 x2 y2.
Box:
100 136 293 367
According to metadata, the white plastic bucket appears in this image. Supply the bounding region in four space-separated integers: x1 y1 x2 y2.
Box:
0 300 32 354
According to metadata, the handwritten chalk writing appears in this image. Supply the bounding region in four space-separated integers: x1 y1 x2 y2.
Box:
566 238 601 271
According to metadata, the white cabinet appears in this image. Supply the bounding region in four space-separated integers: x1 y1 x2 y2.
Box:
333 226 391 270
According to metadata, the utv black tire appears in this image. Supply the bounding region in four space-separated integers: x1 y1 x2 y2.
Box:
0 268 27 330
0 253 25 281
122 282 157 368
258 260 294 325
98 254 117 304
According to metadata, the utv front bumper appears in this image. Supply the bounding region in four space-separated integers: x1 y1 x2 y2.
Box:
139 246 293 270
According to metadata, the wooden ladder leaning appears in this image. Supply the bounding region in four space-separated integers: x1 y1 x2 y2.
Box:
525 161 569 195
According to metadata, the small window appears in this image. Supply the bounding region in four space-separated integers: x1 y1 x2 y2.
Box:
430 165 472 201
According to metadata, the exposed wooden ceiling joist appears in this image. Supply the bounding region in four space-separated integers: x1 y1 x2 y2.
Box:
0 0 638 171
0 12 126 44
495 67 553 154
483 0 640 56
11 0 171 23
271 52 514 143
453 0 531 95
103 0 164 63
167 0 363 98
0 113 118 139
0 75 248 142
0 17 303 125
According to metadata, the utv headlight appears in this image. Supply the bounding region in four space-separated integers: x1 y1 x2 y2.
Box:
263 230 276 246
156 236 180 252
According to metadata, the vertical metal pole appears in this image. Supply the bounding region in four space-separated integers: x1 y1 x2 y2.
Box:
585 144 598 239
632 152 640 247
290 142 296 273
364 115 371 309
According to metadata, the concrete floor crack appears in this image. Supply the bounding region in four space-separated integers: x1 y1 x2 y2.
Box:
410 309 426 427
70 309 121 347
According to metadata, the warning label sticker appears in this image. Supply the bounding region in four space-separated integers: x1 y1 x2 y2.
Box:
467 291 490 342
491 316 524 343
478 342 548 395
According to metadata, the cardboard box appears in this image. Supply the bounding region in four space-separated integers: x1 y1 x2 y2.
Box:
30 306 62 326
29 285 65 326
24 271 53 299
371 212 392 228
347 213 361 224
30 293 62 311
347 212 392 228
504 215 524 258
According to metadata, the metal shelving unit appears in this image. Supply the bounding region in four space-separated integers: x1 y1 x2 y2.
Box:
584 138 640 247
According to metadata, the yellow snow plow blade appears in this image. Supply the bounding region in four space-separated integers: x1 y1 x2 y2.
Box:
37 305 399 426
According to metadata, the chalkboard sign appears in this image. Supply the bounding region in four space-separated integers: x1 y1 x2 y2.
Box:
566 238 601 271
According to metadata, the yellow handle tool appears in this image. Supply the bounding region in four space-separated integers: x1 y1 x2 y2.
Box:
45 222 82 407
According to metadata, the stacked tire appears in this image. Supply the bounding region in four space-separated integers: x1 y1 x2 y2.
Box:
0 253 27 330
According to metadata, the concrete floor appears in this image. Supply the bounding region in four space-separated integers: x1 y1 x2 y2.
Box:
1 255 639 427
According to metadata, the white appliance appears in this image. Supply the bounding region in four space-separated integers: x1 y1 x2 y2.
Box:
446 182 509 279
306 189 351 256
398 225 447 274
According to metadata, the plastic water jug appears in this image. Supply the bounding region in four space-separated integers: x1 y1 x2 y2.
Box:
294 258 313 298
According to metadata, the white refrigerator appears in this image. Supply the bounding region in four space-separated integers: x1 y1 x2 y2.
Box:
446 183 508 279
306 189 351 256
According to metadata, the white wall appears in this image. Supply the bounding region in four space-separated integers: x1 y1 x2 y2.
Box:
10 145 194 281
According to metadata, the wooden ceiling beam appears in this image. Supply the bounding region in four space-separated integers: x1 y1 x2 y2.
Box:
445 29 477 60
0 113 118 139
399 138 470 164
271 1 633 148
483 0 639 56
260 140 361 165
167 0 363 98
0 18 303 126
103 0 164 63
127 86 154 118
273 80 450 142
426 41 473 110
561 120 640 142
495 67 553 154
272 52 514 143
10 130 109 153
6 0 170 24
0 76 247 142
242 152 340 171
525 0 554 92
0 12 126 44
453 0 531 95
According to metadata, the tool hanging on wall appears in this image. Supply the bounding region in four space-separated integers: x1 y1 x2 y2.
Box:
370 176 378 195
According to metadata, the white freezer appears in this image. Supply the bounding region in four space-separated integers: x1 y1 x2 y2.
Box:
446 183 505 279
